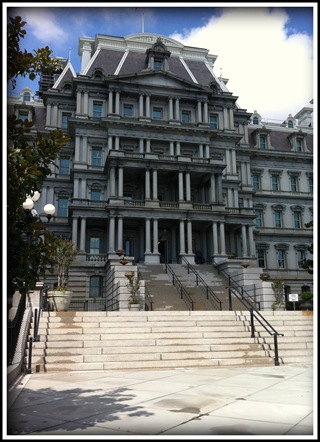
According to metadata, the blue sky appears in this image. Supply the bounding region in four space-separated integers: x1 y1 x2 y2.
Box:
4 2 316 121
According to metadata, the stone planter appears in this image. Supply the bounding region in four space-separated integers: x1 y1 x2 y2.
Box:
47 290 73 312
129 303 140 311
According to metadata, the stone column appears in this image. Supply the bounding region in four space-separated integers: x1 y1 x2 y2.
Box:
153 219 158 253
80 218 86 252
152 170 158 200
83 91 89 116
175 98 180 120
117 217 123 251
139 94 144 117
139 138 144 153
198 144 203 158
179 220 186 254
185 172 191 201
179 172 184 201
118 167 123 198
169 141 174 156
169 97 173 120
241 225 248 257
146 94 150 118
197 101 202 124
46 103 52 126
110 167 116 197
203 101 208 124
210 174 216 203
248 225 255 257
205 144 210 158
108 90 113 114
115 91 120 114
76 92 82 114
145 218 151 253
72 217 78 247
145 170 151 199
108 216 115 253
219 222 226 255
187 220 193 254
212 221 218 254
108 135 113 151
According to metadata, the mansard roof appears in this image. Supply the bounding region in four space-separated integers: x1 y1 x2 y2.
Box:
80 33 221 89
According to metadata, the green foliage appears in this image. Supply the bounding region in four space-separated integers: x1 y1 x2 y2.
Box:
301 220 313 275
126 277 141 304
50 238 78 289
7 16 69 296
300 291 313 301
7 15 61 90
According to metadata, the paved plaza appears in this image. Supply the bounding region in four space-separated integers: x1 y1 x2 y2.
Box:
6 363 316 439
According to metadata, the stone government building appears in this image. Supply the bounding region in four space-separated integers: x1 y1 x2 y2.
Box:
8 32 313 305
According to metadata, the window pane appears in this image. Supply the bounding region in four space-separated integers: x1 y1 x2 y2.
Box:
153 108 162 120
91 190 101 201
93 102 102 118
290 176 297 192
123 105 133 117
272 175 279 191
90 276 102 297
210 115 218 129
277 250 285 268
255 209 262 227
62 113 70 128
257 250 265 267
274 211 282 228
252 175 260 190
90 237 100 254
182 112 190 123
58 198 68 217
60 158 70 174
293 212 301 228
92 148 102 166
154 60 162 70
259 135 266 149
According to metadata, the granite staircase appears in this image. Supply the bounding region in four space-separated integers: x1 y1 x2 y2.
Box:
25 310 313 373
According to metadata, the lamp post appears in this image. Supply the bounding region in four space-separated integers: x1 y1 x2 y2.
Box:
23 191 55 222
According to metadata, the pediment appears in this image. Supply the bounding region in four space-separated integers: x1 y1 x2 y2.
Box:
111 71 206 91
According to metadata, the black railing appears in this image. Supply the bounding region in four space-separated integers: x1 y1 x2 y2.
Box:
213 260 284 366
7 291 27 366
164 263 194 310
181 256 223 310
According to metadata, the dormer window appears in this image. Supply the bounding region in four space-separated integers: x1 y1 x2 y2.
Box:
288 120 294 128
146 37 171 72
23 92 31 102
253 116 259 125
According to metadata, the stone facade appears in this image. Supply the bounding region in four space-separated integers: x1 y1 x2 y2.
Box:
8 32 313 300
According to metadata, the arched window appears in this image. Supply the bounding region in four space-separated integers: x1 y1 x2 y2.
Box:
253 116 259 125
288 120 294 128
23 92 31 102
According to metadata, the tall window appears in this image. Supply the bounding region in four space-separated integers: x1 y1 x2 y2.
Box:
255 209 263 227
154 59 162 70
123 104 134 117
90 275 103 297
259 135 266 149
297 250 306 268
274 210 282 228
271 174 280 191
23 92 31 102
124 238 131 256
290 176 298 192
296 138 303 152
92 148 102 166
252 174 260 191
93 101 102 118
62 112 70 129
91 189 101 201
257 249 266 268
60 158 70 175
152 107 162 120
209 114 218 129
58 197 68 217
89 237 100 254
182 111 191 123
308 177 313 193
277 249 286 269
293 211 302 229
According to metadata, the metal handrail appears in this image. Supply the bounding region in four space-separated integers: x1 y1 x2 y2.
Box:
213 260 284 366
164 263 194 310
181 256 223 310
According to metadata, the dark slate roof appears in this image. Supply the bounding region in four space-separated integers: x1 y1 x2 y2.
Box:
85 47 214 87
248 129 313 153
185 60 214 86
86 49 125 76
120 51 147 75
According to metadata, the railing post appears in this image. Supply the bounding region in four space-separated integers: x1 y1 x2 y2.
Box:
273 334 280 366
180 286 183 299
27 337 33 374
250 307 255 337
33 308 38 342
228 286 232 310
206 286 209 299
196 274 199 286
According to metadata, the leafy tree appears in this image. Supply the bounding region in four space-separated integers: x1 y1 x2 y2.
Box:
7 15 69 297
302 220 313 275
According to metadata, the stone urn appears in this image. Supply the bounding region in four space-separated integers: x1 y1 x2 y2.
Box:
47 290 73 312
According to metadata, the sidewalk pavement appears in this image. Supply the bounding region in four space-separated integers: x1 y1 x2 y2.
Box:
6 364 316 439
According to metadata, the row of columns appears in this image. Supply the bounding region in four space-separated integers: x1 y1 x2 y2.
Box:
72 216 255 260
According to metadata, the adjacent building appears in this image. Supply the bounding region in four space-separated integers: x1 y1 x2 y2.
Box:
8 32 313 301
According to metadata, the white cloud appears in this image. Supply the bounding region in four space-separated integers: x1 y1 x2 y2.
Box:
22 8 68 46
170 7 313 121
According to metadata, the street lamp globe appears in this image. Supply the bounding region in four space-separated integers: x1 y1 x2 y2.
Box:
23 198 34 211
44 204 55 221
30 191 41 202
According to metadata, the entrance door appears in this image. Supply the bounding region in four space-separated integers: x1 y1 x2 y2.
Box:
158 240 168 263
